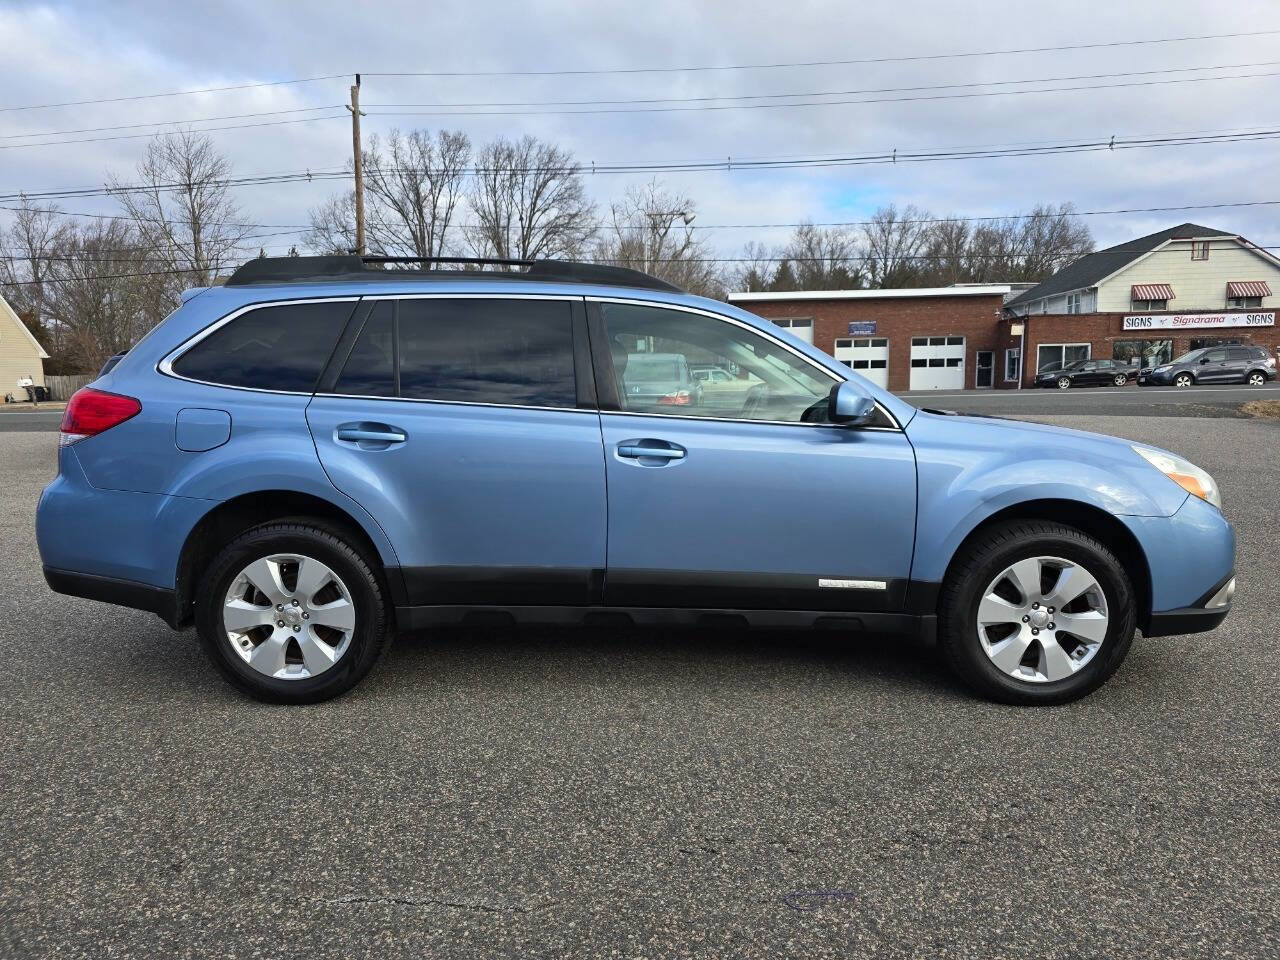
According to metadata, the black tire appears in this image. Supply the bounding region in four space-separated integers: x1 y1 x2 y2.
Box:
937 520 1137 705
196 520 391 704
1174 372 1194 388
1247 371 1267 387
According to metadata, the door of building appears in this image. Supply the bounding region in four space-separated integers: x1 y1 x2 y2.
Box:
975 351 993 388
833 337 890 388
909 335 966 390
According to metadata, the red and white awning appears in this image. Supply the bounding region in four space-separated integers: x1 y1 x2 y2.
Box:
1226 281 1272 298
1131 283 1175 301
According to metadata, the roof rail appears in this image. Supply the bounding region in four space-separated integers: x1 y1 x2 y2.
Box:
224 255 683 292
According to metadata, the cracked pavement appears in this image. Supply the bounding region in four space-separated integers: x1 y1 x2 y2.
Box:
1 416 1278 958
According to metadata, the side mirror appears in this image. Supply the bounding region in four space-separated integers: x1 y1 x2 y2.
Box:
1199 357 1211 364
828 380 877 426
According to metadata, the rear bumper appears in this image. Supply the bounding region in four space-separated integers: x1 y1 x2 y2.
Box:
43 566 181 628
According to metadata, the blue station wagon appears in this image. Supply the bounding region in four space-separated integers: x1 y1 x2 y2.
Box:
37 256 1236 704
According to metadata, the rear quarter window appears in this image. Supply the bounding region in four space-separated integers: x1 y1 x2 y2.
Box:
170 300 355 391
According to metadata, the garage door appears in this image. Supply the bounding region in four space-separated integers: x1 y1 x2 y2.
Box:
909 335 965 390
769 317 814 345
834 337 889 388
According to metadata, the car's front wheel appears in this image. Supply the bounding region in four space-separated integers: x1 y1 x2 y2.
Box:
196 521 390 703
1057 377 1071 389
938 520 1136 705
1247 371 1267 386
1174 373 1194 387
1113 374 1128 387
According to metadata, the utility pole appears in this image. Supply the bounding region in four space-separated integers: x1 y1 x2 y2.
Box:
347 74 366 255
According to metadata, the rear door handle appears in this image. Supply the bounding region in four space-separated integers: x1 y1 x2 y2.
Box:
617 440 686 462
335 422 407 448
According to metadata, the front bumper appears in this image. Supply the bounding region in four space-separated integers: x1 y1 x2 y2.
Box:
1144 572 1235 636
1137 370 1175 386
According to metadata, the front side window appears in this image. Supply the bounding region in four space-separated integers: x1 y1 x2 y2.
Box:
600 302 839 424
171 300 355 391
335 302 394 396
397 298 577 408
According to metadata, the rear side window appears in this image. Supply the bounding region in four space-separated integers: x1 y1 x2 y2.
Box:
172 300 354 392
335 302 395 396
397 299 576 407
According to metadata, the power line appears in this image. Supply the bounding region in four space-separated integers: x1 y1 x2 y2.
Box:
7 126 1279 202
363 28 1280 77
0 74 348 114
366 69 1280 118
0 111 348 151
0 105 347 142
4 28 1277 116
364 59 1280 109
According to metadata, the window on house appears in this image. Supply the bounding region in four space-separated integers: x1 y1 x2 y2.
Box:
1191 241 1209 261
1066 293 1082 314
1228 296 1263 309
1005 348 1020 382
1131 299 1168 311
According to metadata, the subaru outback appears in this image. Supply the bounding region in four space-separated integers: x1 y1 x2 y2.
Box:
38 256 1236 705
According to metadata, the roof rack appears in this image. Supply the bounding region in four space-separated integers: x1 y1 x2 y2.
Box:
224 255 683 292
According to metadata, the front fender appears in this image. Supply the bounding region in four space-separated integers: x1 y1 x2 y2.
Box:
906 412 1186 584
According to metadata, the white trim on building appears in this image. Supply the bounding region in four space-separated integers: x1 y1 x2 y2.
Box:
728 285 1011 303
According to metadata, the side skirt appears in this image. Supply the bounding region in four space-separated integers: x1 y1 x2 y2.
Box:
394 604 936 642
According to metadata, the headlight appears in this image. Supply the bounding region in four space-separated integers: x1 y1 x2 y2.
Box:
1153 365 1171 374
1132 445 1222 509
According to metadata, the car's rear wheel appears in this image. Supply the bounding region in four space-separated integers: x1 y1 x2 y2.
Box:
938 520 1136 705
1057 377 1071 389
1113 374 1127 386
196 521 390 703
1174 373 1194 387
1247 371 1267 386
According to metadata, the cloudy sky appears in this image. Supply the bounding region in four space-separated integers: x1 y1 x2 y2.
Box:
3 0 1278 270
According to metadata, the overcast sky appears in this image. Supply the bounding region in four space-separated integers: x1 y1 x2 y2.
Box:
3 0 1278 271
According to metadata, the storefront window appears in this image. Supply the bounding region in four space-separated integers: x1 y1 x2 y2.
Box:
1036 343 1090 372
1189 337 1242 351
1112 339 1173 367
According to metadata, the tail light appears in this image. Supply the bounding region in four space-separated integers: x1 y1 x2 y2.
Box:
658 390 693 406
60 388 141 447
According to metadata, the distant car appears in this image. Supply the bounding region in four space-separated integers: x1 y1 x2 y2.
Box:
1138 345 1277 387
1035 358 1133 389
617 351 702 408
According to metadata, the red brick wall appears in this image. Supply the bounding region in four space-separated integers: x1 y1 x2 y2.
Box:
738 294 1009 392
1017 311 1280 387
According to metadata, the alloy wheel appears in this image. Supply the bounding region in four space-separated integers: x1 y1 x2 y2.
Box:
1113 374 1127 386
1057 377 1071 389
976 555 1109 683
222 553 356 680
1248 372 1266 386
1175 374 1193 387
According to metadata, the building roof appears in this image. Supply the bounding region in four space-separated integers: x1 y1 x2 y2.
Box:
728 284 1010 303
0 293 50 360
1004 223 1237 308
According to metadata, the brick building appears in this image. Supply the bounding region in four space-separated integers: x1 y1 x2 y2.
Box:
727 286 1013 391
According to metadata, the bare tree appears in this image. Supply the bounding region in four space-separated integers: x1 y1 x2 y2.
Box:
593 181 723 297
782 222 862 290
733 240 777 292
306 192 359 255
0 197 72 350
467 136 598 261
106 130 251 285
861 204 931 288
918 217 971 286
43 219 173 372
361 129 471 260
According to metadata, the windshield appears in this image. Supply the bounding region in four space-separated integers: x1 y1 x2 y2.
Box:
1170 349 1206 365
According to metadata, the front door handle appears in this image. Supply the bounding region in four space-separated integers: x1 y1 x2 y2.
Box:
335 422 407 449
617 440 686 462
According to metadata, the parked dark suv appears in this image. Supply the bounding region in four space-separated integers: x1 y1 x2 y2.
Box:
1035 358 1133 389
1138 345 1277 387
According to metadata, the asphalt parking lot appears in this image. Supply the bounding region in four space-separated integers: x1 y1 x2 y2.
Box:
2 408 1278 958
